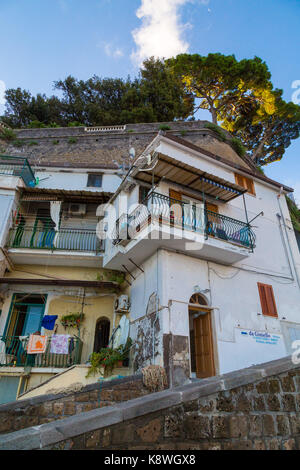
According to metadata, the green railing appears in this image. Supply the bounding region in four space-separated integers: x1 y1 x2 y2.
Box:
113 192 256 250
8 226 103 252
0 336 82 368
0 155 36 187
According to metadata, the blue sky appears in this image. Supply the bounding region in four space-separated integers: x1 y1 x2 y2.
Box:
0 0 299 201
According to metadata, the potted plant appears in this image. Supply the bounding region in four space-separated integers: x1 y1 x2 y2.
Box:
60 313 85 330
87 347 124 378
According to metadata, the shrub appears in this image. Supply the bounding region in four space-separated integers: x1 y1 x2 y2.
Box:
68 137 78 144
204 122 227 142
230 137 246 157
159 124 171 131
0 128 17 142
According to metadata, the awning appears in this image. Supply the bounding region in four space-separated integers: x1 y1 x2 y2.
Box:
134 153 247 202
20 187 112 203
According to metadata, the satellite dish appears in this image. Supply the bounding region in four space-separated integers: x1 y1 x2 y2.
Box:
113 315 129 349
129 147 136 159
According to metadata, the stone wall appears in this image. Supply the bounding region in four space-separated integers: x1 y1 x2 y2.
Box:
1 356 299 450
1 121 251 171
0 374 149 435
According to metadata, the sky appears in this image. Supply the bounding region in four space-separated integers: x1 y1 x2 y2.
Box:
0 0 299 202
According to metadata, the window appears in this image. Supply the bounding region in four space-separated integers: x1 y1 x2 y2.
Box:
235 173 256 196
139 186 149 203
87 174 103 188
257 283 278 317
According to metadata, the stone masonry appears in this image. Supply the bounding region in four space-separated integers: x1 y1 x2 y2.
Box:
0 374 150 435
0 356 300 450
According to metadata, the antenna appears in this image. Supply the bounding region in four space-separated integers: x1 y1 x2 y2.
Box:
129 147 136 160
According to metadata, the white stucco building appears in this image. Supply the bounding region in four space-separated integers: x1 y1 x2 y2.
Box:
103 131 300 386
0 121 299 400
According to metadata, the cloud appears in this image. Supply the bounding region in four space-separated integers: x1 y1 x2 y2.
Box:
100 41 124 59
131 0 209 65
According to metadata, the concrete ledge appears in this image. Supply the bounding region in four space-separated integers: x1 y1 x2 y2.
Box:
0 355 298 450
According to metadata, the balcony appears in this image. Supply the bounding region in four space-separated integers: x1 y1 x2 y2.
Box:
6 216 104 267
0 155 36 188
0 335 82 369
105 192 256 269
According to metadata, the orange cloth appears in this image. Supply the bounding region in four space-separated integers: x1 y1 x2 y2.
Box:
27 334 47 354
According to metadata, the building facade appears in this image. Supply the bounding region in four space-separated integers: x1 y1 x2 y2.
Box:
0 121 299 401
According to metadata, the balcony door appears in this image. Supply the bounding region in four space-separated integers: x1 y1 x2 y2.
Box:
189 294 215 378
3 294 47 366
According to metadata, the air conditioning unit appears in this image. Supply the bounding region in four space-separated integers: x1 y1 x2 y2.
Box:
68 203 86 216
115 295 130 312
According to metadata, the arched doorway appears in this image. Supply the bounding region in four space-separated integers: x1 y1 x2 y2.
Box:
189 293 215 378
93 317 110 353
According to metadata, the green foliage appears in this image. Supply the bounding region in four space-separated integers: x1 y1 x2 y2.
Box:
96 271 125 285
68 137 78 144
12 139 23 148
256 166 265 175
0 127 17 142
167 53 271 125
52 140 59 145
87 337 132 377
228 89 300 165
67 121 84 127
286 196 300 232
1 58 192 128
86 347 124 377
28 140 39 146
159 124 171 131
108 272 125 284
204 122 227 141
60 313 85 329
230 137 246 157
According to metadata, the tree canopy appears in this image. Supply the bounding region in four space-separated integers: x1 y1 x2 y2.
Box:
1 53 299 167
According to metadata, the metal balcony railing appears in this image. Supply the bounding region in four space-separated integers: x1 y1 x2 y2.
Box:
113 192 256 250
0 155 36 187
8 226 103 252
0 335 82 368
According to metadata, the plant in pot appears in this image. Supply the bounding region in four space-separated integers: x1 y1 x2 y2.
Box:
60 313 85 330
86 346 124 378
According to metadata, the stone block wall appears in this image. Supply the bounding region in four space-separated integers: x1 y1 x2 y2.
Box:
0 374 149 435
48 368 300 451
1 356 299 450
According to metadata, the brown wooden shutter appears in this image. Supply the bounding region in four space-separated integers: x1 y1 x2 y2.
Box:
257 283 278 317
206 203 219 214
235 173 256 196
169 189 182 202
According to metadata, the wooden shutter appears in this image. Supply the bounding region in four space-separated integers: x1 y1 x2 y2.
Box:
169 189 182 202
206 203 219 214
169 190 182 225
257 283 278 317
235 173 255 196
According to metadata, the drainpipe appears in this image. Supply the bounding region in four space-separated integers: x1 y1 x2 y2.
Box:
277 192 300 290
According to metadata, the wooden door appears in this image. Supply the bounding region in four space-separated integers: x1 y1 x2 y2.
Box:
169 189 182 226
193 311 215 378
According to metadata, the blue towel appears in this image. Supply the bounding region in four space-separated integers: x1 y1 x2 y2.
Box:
41 315 58 330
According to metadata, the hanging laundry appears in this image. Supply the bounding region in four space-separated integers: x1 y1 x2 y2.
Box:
27 335 48 354
50 334 70 355
41 315 58 331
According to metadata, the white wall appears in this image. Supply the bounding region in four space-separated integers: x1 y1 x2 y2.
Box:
35 170 121 193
